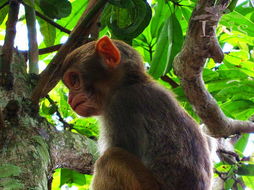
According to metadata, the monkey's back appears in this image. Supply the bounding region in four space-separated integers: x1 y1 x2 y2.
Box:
100 81 212 190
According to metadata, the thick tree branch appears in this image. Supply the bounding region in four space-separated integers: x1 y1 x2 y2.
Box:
0 0 19 90
173 0 254 137
49 131 95 174
25 0 39 74
31 0 108 103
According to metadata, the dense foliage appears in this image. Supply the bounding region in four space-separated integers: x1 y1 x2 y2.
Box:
1 0 254 189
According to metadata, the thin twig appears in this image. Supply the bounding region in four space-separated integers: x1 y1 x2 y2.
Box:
160 75 179 88
45 95 71 130
20 44 62 59
35 11 71 34
0 1 9 10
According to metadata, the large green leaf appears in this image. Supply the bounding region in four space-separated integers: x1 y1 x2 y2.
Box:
203 69 219 82
220 11 254 37
215 86 253 102
149 13 183 78
109 0 132 8
165 13 183 73
235 134 249 153
56 0 88 30
238 164 254 176
37 17 56 46
148 16 171 79
0 5 8 25
106 0 152 41
38 0 72 19
71 118 99 138
242 176 254 189
221 100 254 117
150 0 170 38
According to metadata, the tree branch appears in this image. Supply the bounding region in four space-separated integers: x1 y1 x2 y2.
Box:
160 75 179 88
20 1 71 34
25 0 39 74
0 1 9 10
35 11 71 34
50 131 95 174
20 44 62 60
0 0 20 90
31 0 108 103
173 0 254 137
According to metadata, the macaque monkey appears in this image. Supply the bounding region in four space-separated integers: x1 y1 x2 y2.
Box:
62 36 212 190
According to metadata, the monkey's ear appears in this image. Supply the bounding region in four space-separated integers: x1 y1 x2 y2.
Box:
96 36 121 68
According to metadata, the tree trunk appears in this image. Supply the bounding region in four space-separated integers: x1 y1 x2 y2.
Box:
0 47 94 189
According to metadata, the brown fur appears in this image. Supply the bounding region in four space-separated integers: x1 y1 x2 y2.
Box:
91 147 160 190
62 37 212 190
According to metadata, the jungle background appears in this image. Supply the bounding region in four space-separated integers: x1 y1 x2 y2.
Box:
0 0 254 189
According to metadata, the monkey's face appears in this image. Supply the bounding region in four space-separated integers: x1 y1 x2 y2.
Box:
63 68 101 117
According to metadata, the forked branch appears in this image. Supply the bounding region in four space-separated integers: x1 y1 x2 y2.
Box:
173 0 254 137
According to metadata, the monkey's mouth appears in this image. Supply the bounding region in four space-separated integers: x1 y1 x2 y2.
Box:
73 101 84 110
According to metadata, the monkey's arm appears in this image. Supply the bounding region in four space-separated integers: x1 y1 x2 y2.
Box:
91 147 160 190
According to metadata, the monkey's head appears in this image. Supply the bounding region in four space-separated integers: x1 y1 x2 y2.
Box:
62 36 146 117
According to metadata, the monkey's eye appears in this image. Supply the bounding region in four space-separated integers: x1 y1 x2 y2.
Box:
68 72 80 89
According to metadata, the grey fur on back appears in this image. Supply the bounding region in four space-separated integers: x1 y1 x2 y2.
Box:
99 80 212 190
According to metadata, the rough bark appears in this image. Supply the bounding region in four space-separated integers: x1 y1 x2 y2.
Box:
173 0 254 137
0 48 94 189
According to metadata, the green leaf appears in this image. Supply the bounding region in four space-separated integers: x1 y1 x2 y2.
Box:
217 69 248 80
215 84 254 102
56 0 88 30
242 176 254 189
148 16 171 79
225 0 238 13
150 0 170 38
221 100 254 117
165 13 183 73
235 134 250 153
149 12 183 78
206 79 229 93
38 0 72 19
107 0 152 41
109 0 132 8
238 164 254 176
220 11 254 37
203 69 219 82
72 118 99 138
0 4 8 25
60 168 86 187
37 17 56 46
224 178 234 190
59 88 69 118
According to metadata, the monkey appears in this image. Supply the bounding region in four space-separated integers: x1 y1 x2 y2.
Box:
91 147 160 190
62 36 212 190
